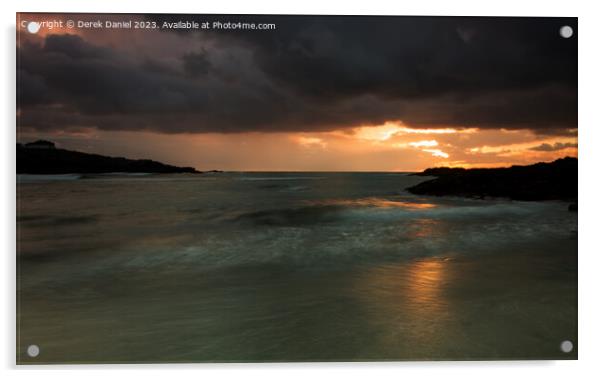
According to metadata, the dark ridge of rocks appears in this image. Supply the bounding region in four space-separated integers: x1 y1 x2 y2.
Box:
407 157 577 201
17 143 200 174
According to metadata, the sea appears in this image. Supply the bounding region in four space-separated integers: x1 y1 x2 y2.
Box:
16 172 578 363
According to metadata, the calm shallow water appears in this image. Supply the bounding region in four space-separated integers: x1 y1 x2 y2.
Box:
17 173 577 363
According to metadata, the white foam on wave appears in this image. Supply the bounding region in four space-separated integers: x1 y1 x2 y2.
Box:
236 176 326 181
342 201 549 221
17 174 82 183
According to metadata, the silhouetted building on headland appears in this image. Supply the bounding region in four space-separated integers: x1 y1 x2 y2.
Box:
17 140 200 174
24 140 55 149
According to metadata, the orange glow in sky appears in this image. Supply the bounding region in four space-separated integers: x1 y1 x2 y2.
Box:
20 123 578 172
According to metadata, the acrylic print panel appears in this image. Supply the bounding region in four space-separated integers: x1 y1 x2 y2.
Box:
16 13 577 364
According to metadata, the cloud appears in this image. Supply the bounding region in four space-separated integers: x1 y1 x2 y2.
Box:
17 15 577 135
422 149 449 158
529 142 578 151
408 140 438 148
181 49 212 77
296 136 327 148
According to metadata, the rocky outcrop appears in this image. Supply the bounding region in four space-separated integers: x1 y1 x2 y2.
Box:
17 143 200 174
407 157 577 201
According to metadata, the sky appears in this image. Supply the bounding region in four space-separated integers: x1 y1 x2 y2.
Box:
17 13 577 171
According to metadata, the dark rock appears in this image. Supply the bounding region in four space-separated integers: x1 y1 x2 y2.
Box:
568 203 577 212
407 157 577 201
17 142 200 174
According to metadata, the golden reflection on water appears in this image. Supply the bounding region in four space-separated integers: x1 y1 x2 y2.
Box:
407 218 441 238
352 257 452 350
358 258 448 313
309 197 437 209
406 259 448 313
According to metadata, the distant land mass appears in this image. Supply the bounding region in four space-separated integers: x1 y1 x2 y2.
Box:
17 141 200 174
406 157 577 202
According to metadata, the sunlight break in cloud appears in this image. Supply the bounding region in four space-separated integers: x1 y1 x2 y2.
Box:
400 127 477 135
353 123 406 141
408 140 439 148
352 121 477 143
295 136 327 148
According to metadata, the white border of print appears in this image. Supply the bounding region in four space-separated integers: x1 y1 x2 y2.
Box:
2 1 600 377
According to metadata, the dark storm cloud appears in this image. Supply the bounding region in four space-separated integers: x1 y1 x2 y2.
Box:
181 50 212 77
17 15 577 134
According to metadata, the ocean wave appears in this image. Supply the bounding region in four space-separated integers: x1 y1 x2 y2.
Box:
235 205 343 226
233 197 556 228
17 174 82 183
236 176 326 181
